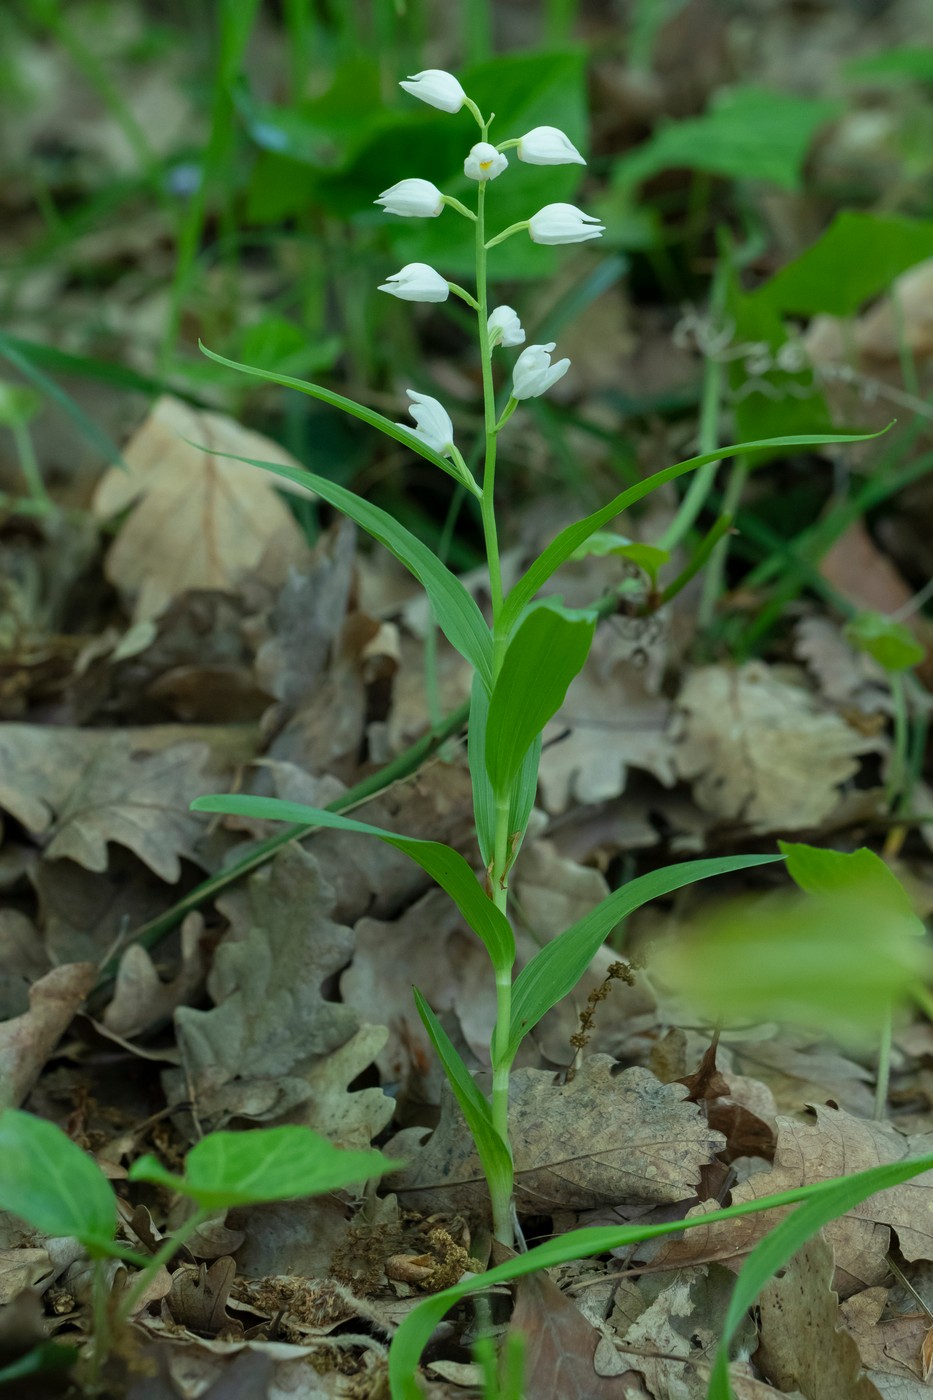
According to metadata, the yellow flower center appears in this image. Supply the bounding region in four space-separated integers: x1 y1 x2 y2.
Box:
480 160 493 170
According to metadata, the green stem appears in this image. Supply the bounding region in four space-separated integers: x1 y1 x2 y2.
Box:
697 458 748 630
11 421 52 512
118 1207 210 1320
476 135 516 1246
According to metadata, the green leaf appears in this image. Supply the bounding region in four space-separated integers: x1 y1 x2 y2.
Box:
780 841 924 934
0 381 41 428
570 532 670 587
0 334 127 469
485 603 596 796
844 46 933 86
652 850 932 1044
706 1154 933 1398
844 610 925 673
129 1126 398 1210
614 87 841 192
191 796 514 972
387 1152 933 1400
0 1110 116 1254
752 211 933 317
469 676 542 870
500 429 885 635
506 854 783 1064
412 989 513 1206
0 1342 76 1384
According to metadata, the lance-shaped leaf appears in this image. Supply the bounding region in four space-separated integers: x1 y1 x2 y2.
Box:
468 675 540 868
412 989 512 1212
501 428 887 634
486 602 595 797
504 853 784 1065
191 796 514 972
129 1125 398 1209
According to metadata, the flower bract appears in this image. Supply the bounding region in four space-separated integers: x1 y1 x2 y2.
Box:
512 343 570 400
528 203 604 244
376 179 445 218
464 142 508 182
517 126 585 165
397 390 455 456
399 69 466 114
378 263 450 303
487 306 525 348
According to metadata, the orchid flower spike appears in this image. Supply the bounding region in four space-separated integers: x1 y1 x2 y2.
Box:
512 343 570 400
378 263 450 303
397 390 455 457
487 306 525 348
528 202 604 244
465 142 508 181
517 126 585 165
399 69 466 113
376 179 445 218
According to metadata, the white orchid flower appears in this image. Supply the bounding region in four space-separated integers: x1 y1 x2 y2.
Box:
528 202 604 244
376 179 445 218
512 343 570 400
399 69 466 114
464 141 508 182
396 390 455 456
487 305 525 348
517 126 585 165
378 263 450 303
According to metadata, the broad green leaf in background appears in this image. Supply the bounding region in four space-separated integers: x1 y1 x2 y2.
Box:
0 380 41 428
500 429 885 634
844 46 933 87
469 676 541 869
651 848 932 1044
191 796 514 971
504 854 783 1065
413 989 513 1206
0 1343 77 1385
844 610 926 672
485 602 596 796
614 86 841 192
752 210 933 317
0 1110 116 1253
387 1152 933 1400
129 1126 398 1209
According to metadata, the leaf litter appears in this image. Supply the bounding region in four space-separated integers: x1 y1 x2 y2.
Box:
4 4 933 1396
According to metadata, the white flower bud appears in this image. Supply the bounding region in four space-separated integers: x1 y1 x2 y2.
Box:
528 202 604 245
487 305 525 348
464 142 508 182
512 343 570 400
376 179 445 218
378 263 450 303
517 125 585 165
399 70 466 114
397 390 455 457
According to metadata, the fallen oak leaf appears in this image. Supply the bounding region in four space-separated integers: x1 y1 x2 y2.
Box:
0 962 97 1109
388 1059 723 1216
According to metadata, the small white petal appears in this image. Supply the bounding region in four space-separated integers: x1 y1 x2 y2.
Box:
517 125 585 166
512 342 571 400
376 178 445 218
396 389 455 457
399 69 466 114
487 305 525 348
464 141 508 182
528 202 604 245
378 262 450 303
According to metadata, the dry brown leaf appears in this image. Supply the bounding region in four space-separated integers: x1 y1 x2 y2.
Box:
389 1058 723 1216
655 1105 933 1293
172 845 357 1128
103 912 209 1039
538 632 675 814
730 1034 876 1117
756 1234 881 1399
166 1257 237 1337
93 395 313 622
0 1248 52 1302
672 661 876 831
0 911 51 1019
295 1024 395 1153
507 1266 635 1399
842 1286 930 1391
0 962 97 1109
